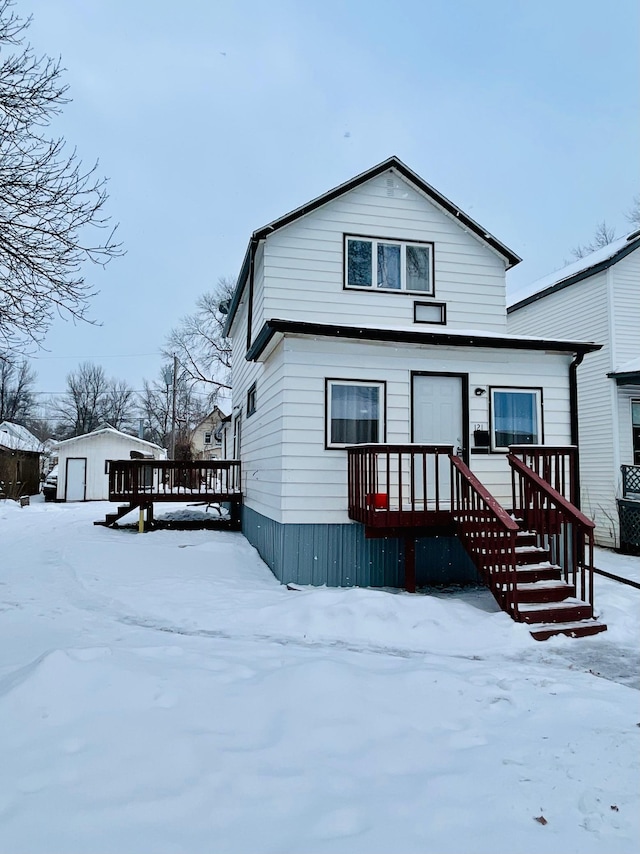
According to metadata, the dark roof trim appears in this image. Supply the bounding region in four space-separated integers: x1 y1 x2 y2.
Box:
225 156 522 336
607 369 640 386
246 318 601 362
508 234 640 314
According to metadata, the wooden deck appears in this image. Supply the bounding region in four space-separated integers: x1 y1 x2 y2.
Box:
107 459 241 504
347 443 456 536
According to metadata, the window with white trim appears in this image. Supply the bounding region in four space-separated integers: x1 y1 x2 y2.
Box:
204 431 212 445
326 380 385 448
490 388 542 451
345 236 433 294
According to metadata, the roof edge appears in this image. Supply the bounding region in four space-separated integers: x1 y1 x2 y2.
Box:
246 318 601 362
225 156 522 336
508 235 640 314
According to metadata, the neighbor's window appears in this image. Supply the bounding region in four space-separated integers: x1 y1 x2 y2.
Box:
345 236 433 294
490 388 542 451
247 383 257 417
326 380 385 448
632 400 640 465
204 431 212 445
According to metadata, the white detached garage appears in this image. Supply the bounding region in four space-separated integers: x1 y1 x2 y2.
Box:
55 428 167 501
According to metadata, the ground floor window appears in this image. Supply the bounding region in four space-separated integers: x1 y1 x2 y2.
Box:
490 387 542 452
632 400 640 465
326 379 385 448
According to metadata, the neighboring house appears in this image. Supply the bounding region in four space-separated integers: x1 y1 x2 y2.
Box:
190 407 226 460
223 156 600 590
0 422 43 498
508 230 640 550
54 427 167 501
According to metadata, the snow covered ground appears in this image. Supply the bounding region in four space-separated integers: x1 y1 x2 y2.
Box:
0 497 638 854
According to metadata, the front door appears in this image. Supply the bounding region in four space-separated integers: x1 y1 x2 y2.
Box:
65 457 87 501
412 373 467 503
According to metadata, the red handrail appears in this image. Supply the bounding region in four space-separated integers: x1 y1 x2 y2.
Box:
450 455 520 616
508 453 595 607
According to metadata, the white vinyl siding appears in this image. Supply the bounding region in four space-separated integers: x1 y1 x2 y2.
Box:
611 250 640 366
257 171 508 334
266 337 571 523
508 269 620 546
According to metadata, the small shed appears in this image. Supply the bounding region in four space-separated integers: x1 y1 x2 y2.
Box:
54 427 167 501
0 425 43 499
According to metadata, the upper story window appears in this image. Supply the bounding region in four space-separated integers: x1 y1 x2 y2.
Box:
345 236 433 294
204 431 212 445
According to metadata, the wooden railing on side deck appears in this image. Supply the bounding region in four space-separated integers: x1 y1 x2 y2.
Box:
508 453 595 607
108 459 241 503
450 455 521 615
509 445 578 505
347 444 454 531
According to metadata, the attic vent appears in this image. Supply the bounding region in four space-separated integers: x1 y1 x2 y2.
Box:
386 176 395 197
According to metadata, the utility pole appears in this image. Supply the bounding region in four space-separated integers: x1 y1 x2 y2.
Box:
170 353 178 459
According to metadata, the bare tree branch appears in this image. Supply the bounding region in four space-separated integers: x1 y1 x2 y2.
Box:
571 221 616 260
163 277 234 406
0 349 36 421
0 0 123 354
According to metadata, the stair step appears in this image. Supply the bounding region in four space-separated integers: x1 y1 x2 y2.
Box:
492 563 562 584
515 545 550 565
516 565 562 583
529 620 608 641
516 598 593 624
513 580 575 603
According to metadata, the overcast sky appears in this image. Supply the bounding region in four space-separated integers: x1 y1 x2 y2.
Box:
17 0 640 410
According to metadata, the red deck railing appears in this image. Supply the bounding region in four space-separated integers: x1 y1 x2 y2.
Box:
108 459 241 504
347 444 454 531
451 455 521 615
509 445 578 505
508 453 595 607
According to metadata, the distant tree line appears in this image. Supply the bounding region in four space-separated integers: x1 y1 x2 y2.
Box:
0 276 234 456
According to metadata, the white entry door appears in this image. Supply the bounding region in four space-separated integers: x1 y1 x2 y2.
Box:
65 457 87 501
412 374 466 504
413 374 465 451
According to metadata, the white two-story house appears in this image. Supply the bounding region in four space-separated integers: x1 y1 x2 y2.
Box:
508 230 640 551
224 157 601 595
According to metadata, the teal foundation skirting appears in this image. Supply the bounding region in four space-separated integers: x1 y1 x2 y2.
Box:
242 505 478 588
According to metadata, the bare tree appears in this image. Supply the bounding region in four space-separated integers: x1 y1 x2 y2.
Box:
101 378 136 432
53 362 109 437
163 277 234 404
0 351 36 422
626 195 640 227
0 1 122 353
571 221 617 260
138 363 206 452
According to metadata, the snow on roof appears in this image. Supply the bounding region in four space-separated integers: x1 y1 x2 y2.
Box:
0 422 42 453
509 229 640 307
610 356 640 376
54 427 166 453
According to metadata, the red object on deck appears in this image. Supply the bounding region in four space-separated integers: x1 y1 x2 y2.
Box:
366 492 388 510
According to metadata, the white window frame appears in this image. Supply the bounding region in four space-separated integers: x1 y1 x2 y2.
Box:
204 431 212 445
344 235 434 295
489 387 543 453
325 379 386 449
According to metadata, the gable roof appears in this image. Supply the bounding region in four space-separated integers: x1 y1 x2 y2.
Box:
0 422 42 453
508 229 640 313
224 156 522 336
54 427 165 453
